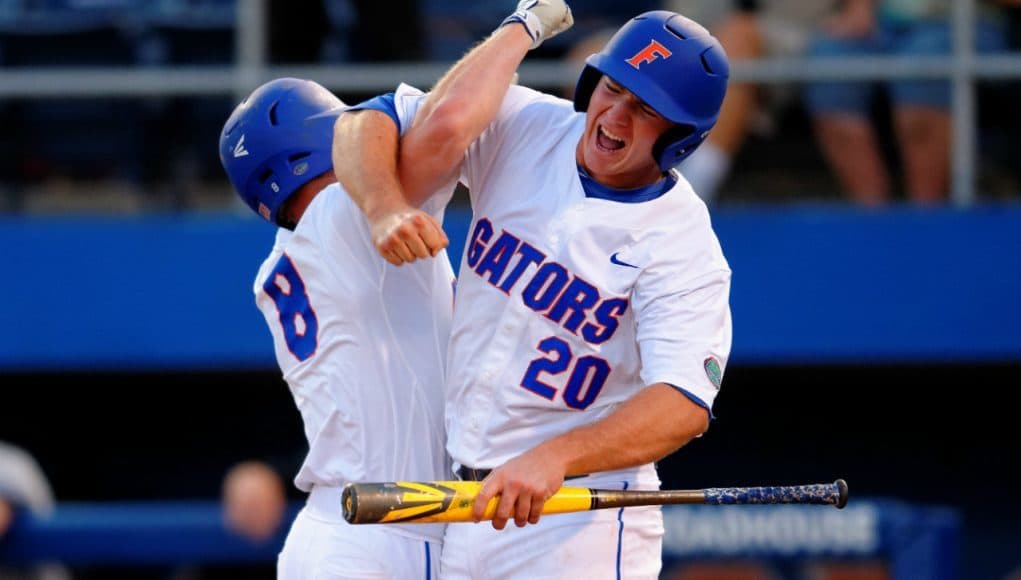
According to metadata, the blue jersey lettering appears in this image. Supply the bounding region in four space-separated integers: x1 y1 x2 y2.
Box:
466 218 494 269
470 217 629 345
581 298 628 344
474 230 520 286
498 241 545 293
545 276 601 333
521 262 569 312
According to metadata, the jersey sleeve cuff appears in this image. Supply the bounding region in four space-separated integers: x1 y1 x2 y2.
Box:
348 92 400 133
664 383 715 421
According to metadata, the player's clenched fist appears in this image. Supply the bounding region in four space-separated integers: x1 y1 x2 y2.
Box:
501 0 574 49
370 207 449 266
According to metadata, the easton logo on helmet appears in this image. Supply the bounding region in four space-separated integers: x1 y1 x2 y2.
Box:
625 40 672 69
233 134 249 158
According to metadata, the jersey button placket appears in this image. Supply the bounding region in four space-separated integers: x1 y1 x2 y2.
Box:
470 303 522 454
547 203 582 249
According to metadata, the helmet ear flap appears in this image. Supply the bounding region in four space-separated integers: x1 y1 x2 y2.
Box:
653 124 702 169
573 66 603 113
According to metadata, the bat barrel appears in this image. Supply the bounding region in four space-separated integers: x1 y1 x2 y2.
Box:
703 479 849 508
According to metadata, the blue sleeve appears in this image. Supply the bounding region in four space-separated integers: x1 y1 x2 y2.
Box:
348 93 400 133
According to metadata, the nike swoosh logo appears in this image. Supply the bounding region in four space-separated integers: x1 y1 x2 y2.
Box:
610 252 639 269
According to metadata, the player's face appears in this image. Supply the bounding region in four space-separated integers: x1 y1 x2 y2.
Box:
576 76 674 189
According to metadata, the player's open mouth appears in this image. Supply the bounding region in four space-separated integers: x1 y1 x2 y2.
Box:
596 125 625 152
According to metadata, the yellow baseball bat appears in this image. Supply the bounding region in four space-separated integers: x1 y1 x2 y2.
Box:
341 479 848 524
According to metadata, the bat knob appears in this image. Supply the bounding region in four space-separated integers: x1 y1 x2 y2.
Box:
342 483 358 523
835 479 849 509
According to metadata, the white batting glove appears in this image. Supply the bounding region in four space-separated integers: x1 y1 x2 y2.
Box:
500 0 574 49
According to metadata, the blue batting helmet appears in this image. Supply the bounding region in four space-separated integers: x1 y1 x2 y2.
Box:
573 11 729 171
219 78 345 225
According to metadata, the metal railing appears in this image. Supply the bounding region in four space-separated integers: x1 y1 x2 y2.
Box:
1 0 1016 205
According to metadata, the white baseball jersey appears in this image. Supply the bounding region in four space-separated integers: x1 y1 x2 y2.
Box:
389 84 731 482
253 181 455 543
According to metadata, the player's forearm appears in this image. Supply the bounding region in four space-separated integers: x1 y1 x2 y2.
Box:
332 110 410 219
399 25 531 197
421 24 530 129
540 383 710 476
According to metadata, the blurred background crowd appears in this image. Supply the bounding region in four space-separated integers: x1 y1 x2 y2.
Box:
2 1 1020 579
1 0 1021 211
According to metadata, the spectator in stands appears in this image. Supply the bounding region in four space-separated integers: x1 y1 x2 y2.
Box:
672 1 765 203
803 0 1009 204
221 461 289 543
565 1 829 203
0 440 68 580
671 0 831 203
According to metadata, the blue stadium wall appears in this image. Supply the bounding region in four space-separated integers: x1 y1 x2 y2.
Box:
3 204 1020 369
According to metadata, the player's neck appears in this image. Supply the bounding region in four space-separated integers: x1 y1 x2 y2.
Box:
284 172 338 227
576 160 666 192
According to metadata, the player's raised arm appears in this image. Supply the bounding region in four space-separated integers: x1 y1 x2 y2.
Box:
333 0 572 264
332 108 448 266
331 108 400 219
397 0 572 200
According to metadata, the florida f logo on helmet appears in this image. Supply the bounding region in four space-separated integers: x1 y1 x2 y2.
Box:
625 39 672 69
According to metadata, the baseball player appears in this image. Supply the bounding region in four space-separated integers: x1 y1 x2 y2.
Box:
336 2 733 577
218 78 455 579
